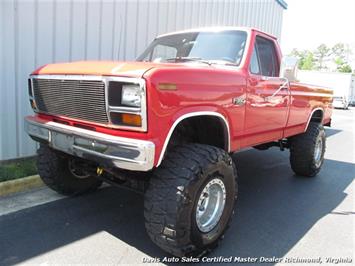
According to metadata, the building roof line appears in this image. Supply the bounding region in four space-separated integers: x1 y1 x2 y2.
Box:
156 27 278 40
276 0 288 9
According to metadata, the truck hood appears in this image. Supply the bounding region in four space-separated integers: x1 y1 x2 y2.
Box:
32 60 240 81
32 61 163 78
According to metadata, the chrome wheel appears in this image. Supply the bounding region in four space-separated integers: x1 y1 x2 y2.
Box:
314 137 323 167
196 178 226 233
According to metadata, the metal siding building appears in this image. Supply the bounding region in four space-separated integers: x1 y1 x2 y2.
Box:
0 0 286 161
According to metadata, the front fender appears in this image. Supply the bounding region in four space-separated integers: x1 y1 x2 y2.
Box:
155 108 231 166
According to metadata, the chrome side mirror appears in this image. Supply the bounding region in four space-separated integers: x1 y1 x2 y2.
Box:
280 56 299 82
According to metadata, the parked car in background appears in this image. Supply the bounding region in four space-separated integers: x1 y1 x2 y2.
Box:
332 96 349 109
350 75 355 106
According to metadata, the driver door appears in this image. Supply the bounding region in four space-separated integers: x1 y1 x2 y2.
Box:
242 36 290 147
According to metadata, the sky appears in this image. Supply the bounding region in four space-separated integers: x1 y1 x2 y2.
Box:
280 0 355 65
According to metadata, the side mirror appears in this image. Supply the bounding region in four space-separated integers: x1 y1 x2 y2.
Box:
280 56 299 82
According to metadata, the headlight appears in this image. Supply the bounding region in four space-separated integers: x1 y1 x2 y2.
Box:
121 85 142 107
107 78 147 131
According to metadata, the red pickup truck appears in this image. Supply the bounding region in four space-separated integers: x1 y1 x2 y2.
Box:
25 27 332 257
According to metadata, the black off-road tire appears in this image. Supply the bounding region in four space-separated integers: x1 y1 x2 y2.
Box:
144 144 238 257
37 144 102 195
289 122 326 177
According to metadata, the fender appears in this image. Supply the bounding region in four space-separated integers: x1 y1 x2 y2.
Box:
156 111 231 167
304 107 324 132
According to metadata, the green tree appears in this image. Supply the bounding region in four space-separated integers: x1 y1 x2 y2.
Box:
335 58 352 72
289 49 315 70
332 43 352 73
338 65 352 73
313 44 331 70
332 43 351 61
288 43 353 73
302 52 315 70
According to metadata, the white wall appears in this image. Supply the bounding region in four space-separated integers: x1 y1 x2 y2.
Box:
0 0 286 160
297 70 353 97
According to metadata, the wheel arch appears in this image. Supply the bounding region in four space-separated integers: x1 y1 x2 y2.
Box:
304 107 324 131
156 111 231 166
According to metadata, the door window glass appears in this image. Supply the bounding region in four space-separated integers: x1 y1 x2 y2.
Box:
255 36 279 77
249 45 260 75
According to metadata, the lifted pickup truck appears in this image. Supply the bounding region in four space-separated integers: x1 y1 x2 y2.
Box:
25 27 332 257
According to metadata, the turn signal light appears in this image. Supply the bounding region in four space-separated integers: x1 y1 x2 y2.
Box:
110 112 142 127
30 99 37 110
158 83 177 90
121 113 142 127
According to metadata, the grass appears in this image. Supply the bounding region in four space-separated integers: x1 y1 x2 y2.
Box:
0 158 37 182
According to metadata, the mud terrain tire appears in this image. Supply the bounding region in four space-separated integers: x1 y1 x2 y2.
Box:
144 144 238 257
289 122 326 177
37 144 102 195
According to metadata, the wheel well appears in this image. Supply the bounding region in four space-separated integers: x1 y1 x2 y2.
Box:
166 115 229 154
310 109 324 124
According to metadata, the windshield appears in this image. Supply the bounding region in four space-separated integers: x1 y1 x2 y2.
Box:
137 30 247 66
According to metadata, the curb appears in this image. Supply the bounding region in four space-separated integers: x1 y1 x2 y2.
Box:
0 175 43 197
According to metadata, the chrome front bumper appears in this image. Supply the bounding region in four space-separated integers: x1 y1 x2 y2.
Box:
25 117 155 171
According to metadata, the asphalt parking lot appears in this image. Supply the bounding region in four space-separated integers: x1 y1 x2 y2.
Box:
0 108 354 265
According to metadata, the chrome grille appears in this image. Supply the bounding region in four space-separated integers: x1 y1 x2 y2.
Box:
32 78 108 124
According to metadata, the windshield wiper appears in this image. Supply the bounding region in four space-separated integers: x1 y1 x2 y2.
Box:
165 57 239 67
165 57 212 65
207 60 239 67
